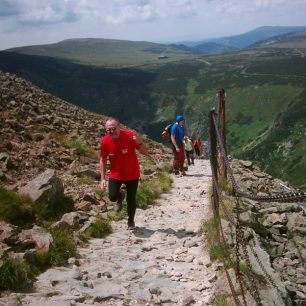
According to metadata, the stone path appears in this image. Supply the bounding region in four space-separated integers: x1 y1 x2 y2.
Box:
2 159 216 306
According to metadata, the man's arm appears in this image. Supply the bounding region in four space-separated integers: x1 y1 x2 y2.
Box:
100 157 108 191
132 130 148 155
137 142 148 155
171 134 180 152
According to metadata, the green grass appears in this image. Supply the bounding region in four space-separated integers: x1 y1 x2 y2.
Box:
35 228 77 268
0 258 34 291
0 186 35 227
136 173 172 209
9 39 199 68
0 228 77 291
0 186 74 227
64 138 91 157
107 205 127 221
201 217 220 247
213 294 229 306
83 215 112 238
226 84 302 153
209 243 231 261
78 175 96 185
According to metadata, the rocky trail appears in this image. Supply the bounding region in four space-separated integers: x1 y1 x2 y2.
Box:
1 159 217 306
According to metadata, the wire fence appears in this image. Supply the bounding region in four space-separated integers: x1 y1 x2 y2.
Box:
208 90 306 305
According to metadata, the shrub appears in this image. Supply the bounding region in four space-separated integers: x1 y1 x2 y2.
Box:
66 138 89 156
201 216 232 261
0 228 77 292
35 228 77 269
0 258 34 291
136 173 172 209
0 187 74 226
209 243 231 261
201 217 220 247
0 186 34 227
83 215 112 238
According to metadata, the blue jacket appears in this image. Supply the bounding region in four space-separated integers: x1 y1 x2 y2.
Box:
171 123 184 145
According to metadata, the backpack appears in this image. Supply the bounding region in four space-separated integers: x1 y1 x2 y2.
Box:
162 124 173 139
162 123 173 138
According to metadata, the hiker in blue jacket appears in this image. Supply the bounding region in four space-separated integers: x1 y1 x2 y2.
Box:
170 115 186 175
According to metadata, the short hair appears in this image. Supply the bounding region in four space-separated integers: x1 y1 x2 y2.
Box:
105 117 120 125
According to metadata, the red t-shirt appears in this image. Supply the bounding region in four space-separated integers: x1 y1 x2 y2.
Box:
100 130 141 181
194 140 202 149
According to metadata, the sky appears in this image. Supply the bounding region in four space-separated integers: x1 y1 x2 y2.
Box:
1 0 306 50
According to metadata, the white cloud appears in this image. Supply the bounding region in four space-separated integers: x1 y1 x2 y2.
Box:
0 0 306 49
105 4 155 24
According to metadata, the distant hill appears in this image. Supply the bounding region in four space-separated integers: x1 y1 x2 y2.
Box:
192 42 238 53
5 38 198 67
178 26 306 49
249 30 306 49
6 27 306 65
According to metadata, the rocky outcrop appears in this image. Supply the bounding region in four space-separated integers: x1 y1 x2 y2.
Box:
18 168 64 205
222 159 306 305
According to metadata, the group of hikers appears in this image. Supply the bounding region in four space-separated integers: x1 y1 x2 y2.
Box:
170 115 203 175
99 115 203 230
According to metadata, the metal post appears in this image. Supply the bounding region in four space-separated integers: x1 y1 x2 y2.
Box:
218 88 227 180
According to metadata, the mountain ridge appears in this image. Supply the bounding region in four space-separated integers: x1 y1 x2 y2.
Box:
5 26 306 60
174 26 306 48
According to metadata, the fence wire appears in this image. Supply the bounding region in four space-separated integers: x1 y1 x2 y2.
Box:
208 108 305 305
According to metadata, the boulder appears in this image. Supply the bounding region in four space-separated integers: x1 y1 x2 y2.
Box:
0 222 21 244
19 225 53 251
18 168 64 204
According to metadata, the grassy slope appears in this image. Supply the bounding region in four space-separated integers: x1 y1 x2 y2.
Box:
7 39 199 67
1 44 306 188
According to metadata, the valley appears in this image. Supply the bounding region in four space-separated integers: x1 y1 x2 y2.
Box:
0 36 305 188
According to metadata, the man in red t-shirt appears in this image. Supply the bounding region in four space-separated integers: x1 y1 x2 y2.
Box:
100 117 148 229
193 138 202 158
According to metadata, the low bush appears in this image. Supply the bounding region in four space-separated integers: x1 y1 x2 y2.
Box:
0 258 34 291
209 243 231 261
0 228 77 291
0 186 34 227
0 186 74 226
35 228 77 269
136 173 172 209
201 217 220 247
83 215 112 238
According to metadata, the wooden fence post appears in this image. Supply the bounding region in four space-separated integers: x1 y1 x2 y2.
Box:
218 88 227 180
209 108 219 218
